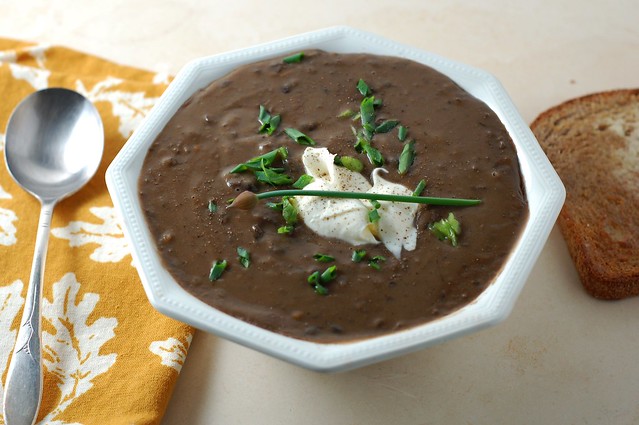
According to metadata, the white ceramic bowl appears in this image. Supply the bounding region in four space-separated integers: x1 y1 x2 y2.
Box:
106 26 565 372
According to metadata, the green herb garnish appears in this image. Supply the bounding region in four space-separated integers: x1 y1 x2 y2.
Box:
230 189 481 209
352 249 367 263
398 140 416 175
237 247 250 268
375 120 399 134
413 179 427 197
209 260 228 281
230 146 288 173
338 109 355 118
208 200 218 213
257 105 281 136
368 199 381 223
429 212 461 246
320 265 337 282
398 125 408 142
360 96 377 133
255 159 293 186
284 128 316 146
313 253 335 263
334 155 364 173
292 174 314 189
357 79 371 96
281 197 298 226
368 255 386 270
307 271 328 295
283 52 304 63
277 225 295 234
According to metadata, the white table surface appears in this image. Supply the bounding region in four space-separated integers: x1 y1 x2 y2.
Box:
3 1 639 424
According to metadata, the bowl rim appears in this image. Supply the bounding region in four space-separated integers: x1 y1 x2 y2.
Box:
106 25 565 372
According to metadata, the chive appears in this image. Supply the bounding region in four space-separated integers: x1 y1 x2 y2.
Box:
398 125 408 142
307 271 328 295
398 140 416 175
283 52 304 63
352 249 367 263
250 189 481 207
254 159 293 186
281 197 298 225
230 146 288 173
368 255 386 270
208 200 218 213
209 260 228 281
338 109 355 118
429 212 461 246
360 96 376 133
237 247 250 268
313 254 335 263
266 201 283 211
334 155 364 173
292 174 314 189
375 120 399 134
278 225 295 234
320 265 337 282
368 199 381 223
257 105 280 136
357 79 371 96
413 179 427 196
364 143 384 167
284 128 316 146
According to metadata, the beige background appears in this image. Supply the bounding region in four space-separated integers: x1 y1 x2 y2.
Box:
3 1 639 424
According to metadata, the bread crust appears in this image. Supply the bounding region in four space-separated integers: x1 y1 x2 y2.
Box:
531 89 639 299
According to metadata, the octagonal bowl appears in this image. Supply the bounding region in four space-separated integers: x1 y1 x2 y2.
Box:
105 26 565 372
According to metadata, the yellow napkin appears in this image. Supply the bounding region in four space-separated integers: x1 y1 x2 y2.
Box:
0 40 193 425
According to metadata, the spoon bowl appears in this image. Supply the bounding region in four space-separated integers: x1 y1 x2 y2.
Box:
2 88 103 425
5 88 104 201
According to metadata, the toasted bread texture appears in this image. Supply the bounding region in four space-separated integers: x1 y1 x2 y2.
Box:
531 89 639 300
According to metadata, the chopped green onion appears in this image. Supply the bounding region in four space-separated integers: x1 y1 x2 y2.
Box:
320 265 337 282
283 52 304 63
368 255 386 270
257 105 280 136
307 271 328 295
313 253 335 263
360 96 376 133
208 200 218 213
266 201 283 211
254 159 293 186
413 179 427 197
277 225 295 234
398 125 408 142
368 199 381 223
284 128 316 146
334 155 364 173
209 260 228 281
292 174 314 189
237 247 250 268
338 109 355 118
375 120 399 134
357 79 371 96
352 249 367 263
230 146 288 173
282 197 298 225
429 212 461 246
398 140 416 175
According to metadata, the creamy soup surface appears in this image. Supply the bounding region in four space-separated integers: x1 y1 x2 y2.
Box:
139 50 528 342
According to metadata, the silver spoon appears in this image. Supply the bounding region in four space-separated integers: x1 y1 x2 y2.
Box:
2 88 104 425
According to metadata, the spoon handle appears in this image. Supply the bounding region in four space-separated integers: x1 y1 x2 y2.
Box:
3 201 55 425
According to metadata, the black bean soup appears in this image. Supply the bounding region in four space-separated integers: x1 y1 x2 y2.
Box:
139 50 528 342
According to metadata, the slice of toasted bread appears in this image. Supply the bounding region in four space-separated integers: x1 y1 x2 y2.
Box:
531 89 639 300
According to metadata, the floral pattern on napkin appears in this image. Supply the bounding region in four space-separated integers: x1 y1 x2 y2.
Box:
0 39 193 425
